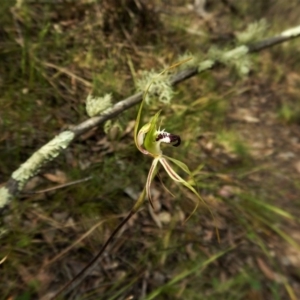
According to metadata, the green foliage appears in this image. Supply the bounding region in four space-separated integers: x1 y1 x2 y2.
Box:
278 103 300 124
1 1 300 299
217 131 250 158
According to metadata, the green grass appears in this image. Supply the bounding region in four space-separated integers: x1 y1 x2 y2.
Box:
1 1 300 299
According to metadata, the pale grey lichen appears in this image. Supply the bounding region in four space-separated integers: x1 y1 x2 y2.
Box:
222 46 249 61
0 186 11 209
136 70 174 105
236 19 268 44
198 59 215 72
281 25 300 38
86 93 112 117
208 45 248 62
12 130 75 191
208 45 250 76
233 55 251 76
224 46 251 76
177 52 201 69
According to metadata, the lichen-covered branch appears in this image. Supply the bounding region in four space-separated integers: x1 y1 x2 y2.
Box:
1 24 300 213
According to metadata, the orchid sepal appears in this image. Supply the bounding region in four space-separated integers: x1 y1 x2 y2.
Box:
146 157 159 208
136 123 151 155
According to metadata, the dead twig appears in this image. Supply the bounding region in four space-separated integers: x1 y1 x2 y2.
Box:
22 176 92 194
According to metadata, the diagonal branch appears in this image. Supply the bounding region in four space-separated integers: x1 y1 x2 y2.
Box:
1 24 300 213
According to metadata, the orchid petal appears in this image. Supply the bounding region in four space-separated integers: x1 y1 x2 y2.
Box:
146 157 159 208
165 156 192 175
159 157 199 194
160 156 220 240
137 123 151 155
160 157 200 210
134 98 145 151
161 155 202 212
159 156 201 220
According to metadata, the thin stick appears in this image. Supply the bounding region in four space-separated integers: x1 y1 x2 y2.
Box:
51 209 135 299
51 186 146 298
22 176 92 194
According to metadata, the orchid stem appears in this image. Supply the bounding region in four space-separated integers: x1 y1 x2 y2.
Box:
51 189 146 299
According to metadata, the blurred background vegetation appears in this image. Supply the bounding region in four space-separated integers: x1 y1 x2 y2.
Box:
1 0 300 299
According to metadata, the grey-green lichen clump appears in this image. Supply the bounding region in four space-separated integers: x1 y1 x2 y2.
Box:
136 70 174 105
0 186 11 209
177 52 201 69
86 93 112 117
12 130 75 191
198 59 215 73
208 45 250 76
236 19 267 44
196 20 269 76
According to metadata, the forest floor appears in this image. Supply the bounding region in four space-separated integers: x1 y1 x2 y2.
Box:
1 1 300 299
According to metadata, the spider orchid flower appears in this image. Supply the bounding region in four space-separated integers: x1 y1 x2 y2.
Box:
134 110 202 210
133 60 218 239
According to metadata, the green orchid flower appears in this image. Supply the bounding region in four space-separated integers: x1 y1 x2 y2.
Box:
133 61 219 241
135 110 200 209
133 66 205 213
